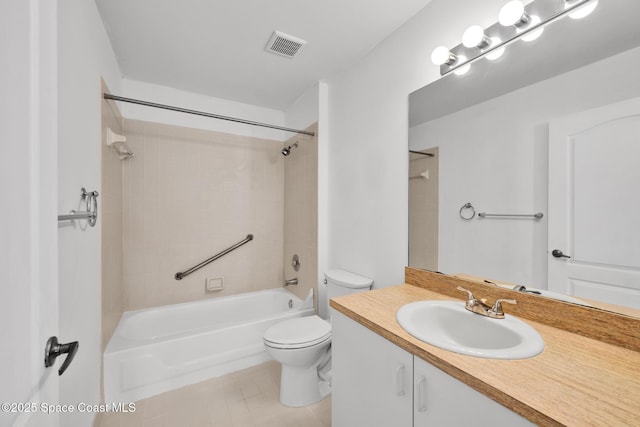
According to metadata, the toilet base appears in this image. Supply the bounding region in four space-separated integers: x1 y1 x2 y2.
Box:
279 365 331 407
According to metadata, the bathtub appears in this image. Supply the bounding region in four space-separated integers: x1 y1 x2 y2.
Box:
104 288 314 403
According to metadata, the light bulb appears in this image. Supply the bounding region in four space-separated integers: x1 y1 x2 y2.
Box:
453 56 470 76
431 46 455 66
568 0 598 19
521 15 544 42
499 0 529 27
462 25 490 49
485 38 505 60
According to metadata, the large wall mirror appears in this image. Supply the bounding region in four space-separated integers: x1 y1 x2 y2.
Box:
409 0 640 317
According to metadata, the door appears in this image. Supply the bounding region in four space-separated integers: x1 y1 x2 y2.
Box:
0 1 59 426
548 97 640 309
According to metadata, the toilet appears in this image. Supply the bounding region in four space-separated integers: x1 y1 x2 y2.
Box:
263 269 373 407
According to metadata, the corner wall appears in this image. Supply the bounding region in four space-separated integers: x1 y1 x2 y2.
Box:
282 124 318 310
57 1 122 426
101 85 124 350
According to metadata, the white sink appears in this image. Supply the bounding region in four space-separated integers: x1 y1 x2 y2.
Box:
396 300 544 359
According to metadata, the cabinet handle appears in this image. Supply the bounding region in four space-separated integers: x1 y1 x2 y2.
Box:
417 376 427 412
396 364 405 396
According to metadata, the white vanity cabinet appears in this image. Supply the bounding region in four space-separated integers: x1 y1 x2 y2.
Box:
413 356 534 426
331 309 534 427
332 309 413 427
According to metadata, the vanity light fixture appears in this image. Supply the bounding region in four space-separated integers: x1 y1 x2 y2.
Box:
461 25 505 61
498 0 530 27
431 46 457 66
499 1 545 42
431 0 598 76
431 48 470 75
485 38 505 60
520 15 545 41
453 56 471 75
566 0 598 19
462 25 491 49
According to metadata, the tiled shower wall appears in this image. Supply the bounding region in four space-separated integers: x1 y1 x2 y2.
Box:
121 119 285 310
282 124 318 309
101 87 124 350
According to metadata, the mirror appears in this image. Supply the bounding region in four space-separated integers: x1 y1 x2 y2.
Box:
408 0 640 317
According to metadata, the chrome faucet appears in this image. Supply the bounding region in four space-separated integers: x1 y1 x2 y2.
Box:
511 284 541 295
284 278 298 286
456 286 516 319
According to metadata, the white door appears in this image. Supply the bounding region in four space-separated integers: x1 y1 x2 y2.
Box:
548 97 640 309
0 1 60 426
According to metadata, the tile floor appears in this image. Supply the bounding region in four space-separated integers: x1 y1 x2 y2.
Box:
97 361 330 427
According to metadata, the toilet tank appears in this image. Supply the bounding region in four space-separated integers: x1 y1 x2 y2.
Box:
324 269 373 302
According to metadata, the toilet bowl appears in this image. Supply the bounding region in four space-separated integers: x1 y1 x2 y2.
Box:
264 315 331 407
264 269 373 407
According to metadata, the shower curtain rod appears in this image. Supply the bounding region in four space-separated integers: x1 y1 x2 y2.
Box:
409 150 434 157
103 94 316 137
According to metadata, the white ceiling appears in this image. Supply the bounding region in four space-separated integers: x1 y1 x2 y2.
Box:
95 0 432 110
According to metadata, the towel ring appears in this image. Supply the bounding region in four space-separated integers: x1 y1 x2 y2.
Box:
459 202 476 221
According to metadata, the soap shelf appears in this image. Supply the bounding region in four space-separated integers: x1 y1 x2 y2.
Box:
106 128 134 160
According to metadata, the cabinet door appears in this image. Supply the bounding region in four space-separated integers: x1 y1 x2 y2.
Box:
413 357 534 426
332 309 413 427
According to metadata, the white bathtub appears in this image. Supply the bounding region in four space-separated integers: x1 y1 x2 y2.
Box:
104 288 314 403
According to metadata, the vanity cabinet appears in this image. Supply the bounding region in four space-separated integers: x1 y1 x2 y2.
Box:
332 309 413 427
331 309 534 427
413 357 533 426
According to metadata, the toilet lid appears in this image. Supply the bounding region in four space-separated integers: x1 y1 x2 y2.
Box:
264 315 331 349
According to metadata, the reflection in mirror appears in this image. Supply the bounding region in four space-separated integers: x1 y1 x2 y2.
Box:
409 149 438 271
408 0 640 317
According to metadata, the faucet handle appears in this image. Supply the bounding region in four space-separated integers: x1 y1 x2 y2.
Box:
490 299 517 317
456 286 475 301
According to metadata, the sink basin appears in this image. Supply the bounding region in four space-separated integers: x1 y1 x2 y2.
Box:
396 301 544 359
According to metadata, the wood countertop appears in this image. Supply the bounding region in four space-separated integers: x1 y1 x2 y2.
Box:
330 283 640 426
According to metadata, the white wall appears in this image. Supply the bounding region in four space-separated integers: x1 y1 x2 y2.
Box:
285 83 319 130
121 79 287 141
410 46 640 287
317 82 331 317
324 0 505 287
58 0 121 425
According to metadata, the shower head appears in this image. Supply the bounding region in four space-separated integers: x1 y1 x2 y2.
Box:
281 141 299 157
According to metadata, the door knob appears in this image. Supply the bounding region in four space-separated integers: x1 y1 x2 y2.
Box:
551 249 571 259
44 336 79 376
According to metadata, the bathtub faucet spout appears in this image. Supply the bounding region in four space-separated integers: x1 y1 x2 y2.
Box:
284 278 298 287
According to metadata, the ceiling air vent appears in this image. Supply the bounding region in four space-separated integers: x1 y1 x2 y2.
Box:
265 31 307 58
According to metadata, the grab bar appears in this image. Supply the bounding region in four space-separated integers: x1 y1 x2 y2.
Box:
58 188 99 227
175 234 254 280
478 212 543 219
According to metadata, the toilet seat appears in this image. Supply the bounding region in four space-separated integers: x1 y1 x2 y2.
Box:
264 315 331 349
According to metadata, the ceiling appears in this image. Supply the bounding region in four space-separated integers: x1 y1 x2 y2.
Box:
95 0 432 110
